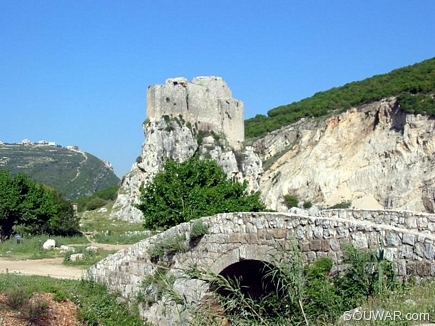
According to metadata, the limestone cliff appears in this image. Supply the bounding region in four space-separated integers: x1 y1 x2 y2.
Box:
111 77 262 221
256 98 435 212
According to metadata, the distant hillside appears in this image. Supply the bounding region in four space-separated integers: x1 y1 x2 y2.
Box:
0 143 119 200
245 57 435 138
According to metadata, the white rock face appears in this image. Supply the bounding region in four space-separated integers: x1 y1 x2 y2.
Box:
258 98 435 212
42 239 55 250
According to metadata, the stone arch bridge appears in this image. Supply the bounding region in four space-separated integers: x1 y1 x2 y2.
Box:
89 210 435 325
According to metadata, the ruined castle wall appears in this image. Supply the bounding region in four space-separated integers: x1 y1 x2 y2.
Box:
146 76 244 150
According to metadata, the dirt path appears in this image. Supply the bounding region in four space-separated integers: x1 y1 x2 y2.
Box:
0 258 85 279
0 243 130 280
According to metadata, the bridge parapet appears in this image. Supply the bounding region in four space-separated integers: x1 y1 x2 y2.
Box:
317 209 435 233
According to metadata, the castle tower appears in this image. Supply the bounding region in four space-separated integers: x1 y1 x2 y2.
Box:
147 76 244 150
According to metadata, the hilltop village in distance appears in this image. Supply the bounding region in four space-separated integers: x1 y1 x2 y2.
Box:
0 138 80 151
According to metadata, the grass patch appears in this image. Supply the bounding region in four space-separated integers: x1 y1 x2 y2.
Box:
80 204 145 233
343 280 435 325
0 273 149 326
79 203 151 244
92 232 151 245
63 248 118 268
0 235 89 260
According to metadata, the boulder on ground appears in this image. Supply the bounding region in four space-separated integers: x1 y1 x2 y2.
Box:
59 245 75 254
70 253 85 261
86 246 98 253
42 239 56 250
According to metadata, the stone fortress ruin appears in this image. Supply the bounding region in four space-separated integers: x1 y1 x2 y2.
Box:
147 76 244 150
111 76 262 221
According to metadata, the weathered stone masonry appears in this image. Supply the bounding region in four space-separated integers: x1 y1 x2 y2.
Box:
147 76 244 150
89 209 435 324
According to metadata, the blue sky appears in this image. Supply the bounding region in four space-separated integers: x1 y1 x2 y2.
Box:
1 1 434 177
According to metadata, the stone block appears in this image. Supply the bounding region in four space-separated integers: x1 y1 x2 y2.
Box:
383 248 397 262
299 241 310 252
402 234 415 246
327 251 337 262
229 233 242 243
316 252 327 259
417 217 428 229
368 232 380 249
313 226 323 238
306 251 316 262
321 240 330 252
257 229 268 240
416 262 431 276
336 226 349 238
246 233 258 244
323 228 332 238
396 260 407 276
413 242 424 258
351 232 368 249
329 239 340 251
386 232 400 246
272 228 287 239
310 240 322 251
400 245 413 259
405 217 418 228
424 243 434 259
406 262 416 275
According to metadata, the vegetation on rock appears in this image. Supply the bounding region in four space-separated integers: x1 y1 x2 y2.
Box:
136 155 266 230
245 57 435 138
283 194 299 208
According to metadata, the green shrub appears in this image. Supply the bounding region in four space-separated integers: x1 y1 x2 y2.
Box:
138 270 182 305
189 220 209 241
76 185 119 212
303 201 313 209
5 287 32 310
283 194 299 208
52 289 68 302
22 297 49 324
85 197 107 211
137 155 265 230
329 201 352 209
148 234 187 263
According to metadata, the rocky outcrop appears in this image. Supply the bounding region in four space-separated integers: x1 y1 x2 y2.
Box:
257 98 435 212
111 77 262 221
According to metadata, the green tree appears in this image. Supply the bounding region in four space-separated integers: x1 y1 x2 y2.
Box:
0 171 80 240
136 156 266 230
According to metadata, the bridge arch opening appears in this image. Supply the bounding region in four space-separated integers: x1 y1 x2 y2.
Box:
211 259 282 304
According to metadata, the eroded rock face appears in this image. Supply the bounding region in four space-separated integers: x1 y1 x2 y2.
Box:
111 77 262 221
257 98 435 212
